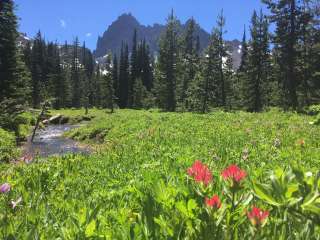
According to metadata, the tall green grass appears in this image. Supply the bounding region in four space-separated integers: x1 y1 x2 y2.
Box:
0 109 319 238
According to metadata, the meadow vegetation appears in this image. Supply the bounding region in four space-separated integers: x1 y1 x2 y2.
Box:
0 109 319 239
1 0 319 237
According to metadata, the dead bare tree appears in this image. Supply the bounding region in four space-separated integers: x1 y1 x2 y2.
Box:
31 101 50 143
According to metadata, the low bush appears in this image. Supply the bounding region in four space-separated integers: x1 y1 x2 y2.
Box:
0 129 19 163
307 105 320 116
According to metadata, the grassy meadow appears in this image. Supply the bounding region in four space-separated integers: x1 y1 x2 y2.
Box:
0 109 319 239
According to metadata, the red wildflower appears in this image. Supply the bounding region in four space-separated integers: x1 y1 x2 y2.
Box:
297 139 305 147
247 206 269 226
21 154 33 164
187 160 213 185
221 164 246 183
205 195 221 209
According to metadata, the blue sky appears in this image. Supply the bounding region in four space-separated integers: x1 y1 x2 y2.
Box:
15 0 267 50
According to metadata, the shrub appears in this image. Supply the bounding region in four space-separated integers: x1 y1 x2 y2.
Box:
0 128 19 163
307 105 320 116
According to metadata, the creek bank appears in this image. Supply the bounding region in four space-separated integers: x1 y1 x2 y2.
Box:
22 114 95 158
24 124 90 157
42 114 94 125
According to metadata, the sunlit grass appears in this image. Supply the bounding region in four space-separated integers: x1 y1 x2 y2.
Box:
0 109 319 238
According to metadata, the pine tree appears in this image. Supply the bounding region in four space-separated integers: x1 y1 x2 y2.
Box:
244 10 270 112
179 18 198 109
156 10 179 111
235 27 249 109
216 11 228 107
186 69 208 113
46 42 58 102
262 0 303 109
31 31 46 108
0 0 31 131
139 40 153 91
82 42 94 78
128 29 139 107
81 73 90 114
224 52 235 110
200 38 217 113
187 12 234 113
0 0 20 101
297 1 320 106
80 42 94 113
187 36 216 113
112 54 119 104
239 27 249 73
49 42 66 109
93 64 102 107
101 55 115 112
118 42 129 108
133 78 148 109
23 41 32 71
60 43 72 108
267 52 282 107
71 37 81 108
310 5 320 103
81 42 94 107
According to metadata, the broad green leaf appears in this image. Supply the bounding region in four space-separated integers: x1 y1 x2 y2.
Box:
154 216 174 237
85 220 96 237
253 182 281 207
176 201 188 218
187 199 197 213
302 204 320 215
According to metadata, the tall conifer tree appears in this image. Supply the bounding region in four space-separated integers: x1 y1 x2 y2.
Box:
129 29 138 107
31 31 46 108
71 37 81 108
156 10 179 111
0 0 31 131
179 18 198 109
112 54 119 104
119 42 129 108
216 11 228 107
263 0 302 109
244 10 270 112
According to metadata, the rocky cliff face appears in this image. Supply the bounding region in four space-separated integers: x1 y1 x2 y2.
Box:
94 13 242 69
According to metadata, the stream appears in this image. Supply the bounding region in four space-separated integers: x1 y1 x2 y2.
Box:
25 124 90 157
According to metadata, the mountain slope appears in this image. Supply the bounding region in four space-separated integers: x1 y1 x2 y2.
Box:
94 13 242 68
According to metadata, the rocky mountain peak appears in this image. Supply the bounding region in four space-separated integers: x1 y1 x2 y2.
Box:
94 14 242 69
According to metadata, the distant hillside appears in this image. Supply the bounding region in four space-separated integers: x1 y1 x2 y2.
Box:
17 33 91 65
94 13 242 68
17 33 31 48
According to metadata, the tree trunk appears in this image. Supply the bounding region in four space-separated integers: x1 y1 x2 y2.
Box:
31 103 47 143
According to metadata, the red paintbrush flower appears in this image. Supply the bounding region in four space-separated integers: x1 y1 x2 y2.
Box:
187 160 213 185
247 206 269 226
221 164 246 183
297 139 305 147
205 195 221 209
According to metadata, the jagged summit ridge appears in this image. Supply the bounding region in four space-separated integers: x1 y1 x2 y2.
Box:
94 13 241 68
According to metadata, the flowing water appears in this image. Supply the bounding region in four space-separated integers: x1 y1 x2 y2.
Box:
25 125 90 157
